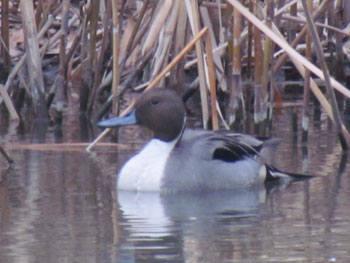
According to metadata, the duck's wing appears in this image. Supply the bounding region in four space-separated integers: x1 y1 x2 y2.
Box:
181 130 264 163
207 131 264 162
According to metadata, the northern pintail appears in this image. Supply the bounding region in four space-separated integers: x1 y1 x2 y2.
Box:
98 88 306 193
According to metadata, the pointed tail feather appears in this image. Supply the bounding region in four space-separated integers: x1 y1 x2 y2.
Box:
266 165 315 182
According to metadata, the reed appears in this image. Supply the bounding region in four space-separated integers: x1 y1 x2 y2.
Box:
206 32 219 130
274 0 332 73
111 0 121 115
302 0 312 144
301 0 348 149
187 0 210 129
56 0 70 116
1 0 10 77
19 0 48 121
253 0 263 135
228 1 243 128
0 84 19 120
0 145 13 166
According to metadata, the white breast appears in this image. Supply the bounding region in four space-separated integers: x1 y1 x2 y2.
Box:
117 138 177 191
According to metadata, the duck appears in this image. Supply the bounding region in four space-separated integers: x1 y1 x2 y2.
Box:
98 88 308 194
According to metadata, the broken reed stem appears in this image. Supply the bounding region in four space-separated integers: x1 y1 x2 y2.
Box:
1 0 10 73
301 0 348 149
253 0 263 127
273 0 332 73
1 14 54 100
261 0 274 124
151 0 180 81
112 0 121 115
0 145 14 166
302 0 312 144
189 0 210 129
227 0 350 99
86 27 209 151
274 0 298 17
0 84 19 120
56 0 70 114
269 16 350 142
88 1 113 115
125 0 149 57
20 0 48 121
265 0 274 123
282 14 350 38
145 27 208 92
200 5 227 92
246 0 253 78
206 32 219 130
288 0 297 42
228 2 243 126
170 0 187 91
228 0 350 142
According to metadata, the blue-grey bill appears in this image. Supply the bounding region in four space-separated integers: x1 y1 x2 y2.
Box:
97 109 137 127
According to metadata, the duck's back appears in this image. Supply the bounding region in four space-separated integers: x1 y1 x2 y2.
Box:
161 130 267 193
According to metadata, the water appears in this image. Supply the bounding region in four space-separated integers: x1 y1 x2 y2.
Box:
0 104 350 263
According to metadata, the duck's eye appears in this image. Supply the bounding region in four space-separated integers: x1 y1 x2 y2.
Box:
151 98 160 105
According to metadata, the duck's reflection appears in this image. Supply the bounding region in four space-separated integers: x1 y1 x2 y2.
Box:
116 186 270 262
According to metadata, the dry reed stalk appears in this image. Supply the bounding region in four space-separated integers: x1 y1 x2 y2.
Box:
184 42 228 69
269 24 350 140
253 0 263 128
333 0 346 83
1 0 10 75
144 27 208 92
206 32 219 130
235 0 350 142
217 0 225 43
142 0 172 56
0 84 19 120
200 6 227 91
228 0 350 99
281 14 350 38
128 4 155 60
301 0 348 149
287 0 297 42
246 0 253 78
187 0 210 129
89 0 100 67
228 2 243 126
124 0 149 60
55 0 70 115
86 27 209 151
1 14 54 97
79 11 90 112
302 0 312 144
120 16 136 61
275 0 297 17
345 1 350 23
111 0 121 115
34 0 43 28
20 0 48 121
273 0 332 73
151 0 179 82
274 0 284 28
88 0 113 114
170 0 187 93
261 0 274 122
233 0 350 142
0 145 13 166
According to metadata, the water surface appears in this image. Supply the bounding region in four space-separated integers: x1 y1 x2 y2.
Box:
0 104 349 263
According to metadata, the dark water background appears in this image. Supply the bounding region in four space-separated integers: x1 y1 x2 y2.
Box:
1 93 350 263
